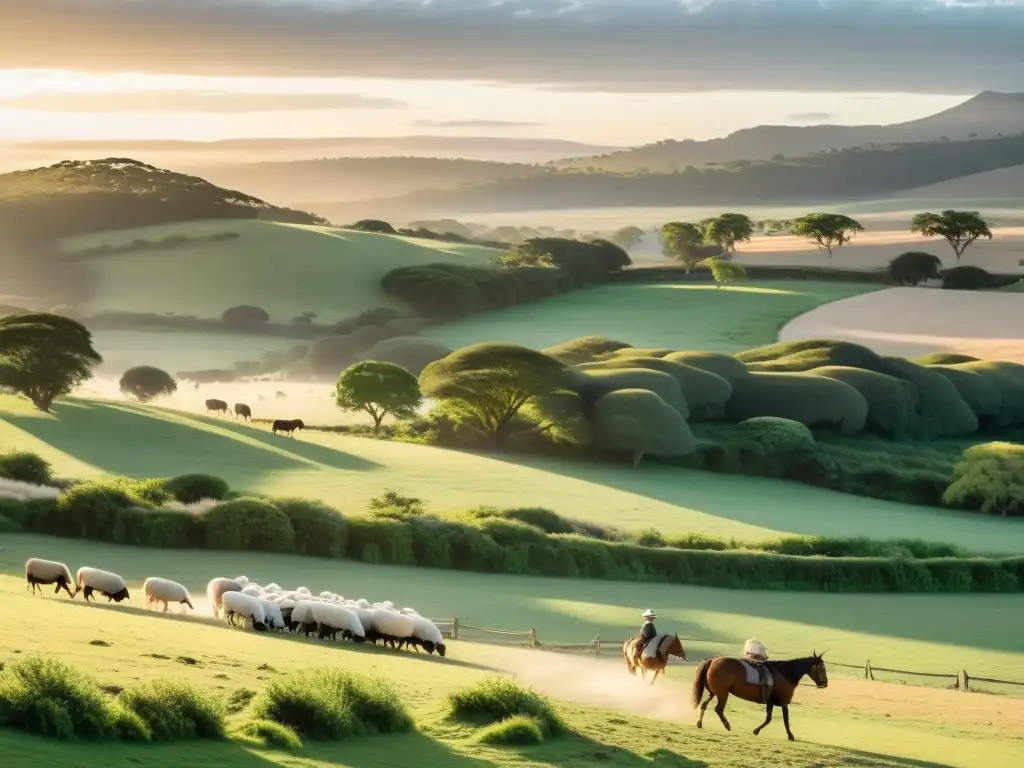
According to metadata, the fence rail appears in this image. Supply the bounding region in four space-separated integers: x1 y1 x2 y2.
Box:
430 617 1024 695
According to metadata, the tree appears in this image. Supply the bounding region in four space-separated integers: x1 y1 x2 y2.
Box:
419 343 575 449
335 360 422 434
701 213 754 253
610 226 646 251
790 213 864 256
660 222 707 271
888 252 943 286
0 312 102 412
221 305 270 330
497 244 553 268
698 257 747 288
590 389 695 466
119 366 177 402
910 210 992 263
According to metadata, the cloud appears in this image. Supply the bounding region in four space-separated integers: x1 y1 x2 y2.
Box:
412 119 546 128
2 1 1023 93
0 90 407 113
788 112 834 122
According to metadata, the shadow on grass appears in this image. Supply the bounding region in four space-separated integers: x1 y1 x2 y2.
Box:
3 399 380 477
307 731 501 768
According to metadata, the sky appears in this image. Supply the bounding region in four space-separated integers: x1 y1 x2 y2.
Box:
0 0 1021 146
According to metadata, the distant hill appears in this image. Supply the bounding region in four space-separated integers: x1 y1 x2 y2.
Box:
558 92 1024 173
338 133 1024 217
891 163 1024 200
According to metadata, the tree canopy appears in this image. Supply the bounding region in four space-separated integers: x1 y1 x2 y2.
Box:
790 213 864 256
610 226 646 251
335 360 422 433
119 366 177 402
700 213 754 253
888 251 943 286
0 312 102 411
699 256 747 288
660 222 711 271
910 210 992 263
419 342 575 448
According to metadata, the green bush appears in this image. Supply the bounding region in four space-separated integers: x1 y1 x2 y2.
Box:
110 507 202 549
163 473 230 503
542 336 632 365
477 715 546 746
943 442 1024 516
915 352 979 366
808 366 920 436
927 365 1003 426
275 498 348 557
951 361 1024 428
203 497 296 553
877 357 978 438
735 417 814 458
573 368 689 417
46 479 145 539
346 517 416 565
448 677 565 738
726 372 868 434
589 388 696 462
0 511 20 533
662 351 749 384
240 718 303 751
251 669 413 740
0 450 52 485
118 680 226 741
0 656 127 740
738 339 887 373
942 265 992 291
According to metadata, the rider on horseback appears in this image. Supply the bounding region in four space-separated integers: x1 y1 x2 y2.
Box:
744 637 771 703
633 609 658 663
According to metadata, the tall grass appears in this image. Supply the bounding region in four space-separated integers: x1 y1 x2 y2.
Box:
118 679 227 741
448 677 566 738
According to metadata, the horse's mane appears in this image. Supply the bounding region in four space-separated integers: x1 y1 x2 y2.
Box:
765 656 819 685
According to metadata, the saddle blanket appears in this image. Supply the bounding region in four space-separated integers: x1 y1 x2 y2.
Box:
642 634 669 660
740 660 773 687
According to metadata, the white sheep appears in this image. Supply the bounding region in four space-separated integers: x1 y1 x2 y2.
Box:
241 585 265 597
411 615 446 656
143 577 193 612
221 591 268 631
373 609 416 649
234 575 250 587
259 599 285 630
311 602 365 642
288 600 318 636
264 582 281 593
25 557 76 598
206 577 242 617
76 567 130 603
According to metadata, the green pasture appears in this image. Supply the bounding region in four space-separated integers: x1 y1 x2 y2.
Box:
63 220 500 322
1 538 1022 767
2 395 1022 554
424 282 877 352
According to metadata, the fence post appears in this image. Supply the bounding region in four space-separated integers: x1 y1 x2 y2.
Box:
528 629 537 648
866 659 874 681
594 635 601 656
962 670 970 692
451 617 459 641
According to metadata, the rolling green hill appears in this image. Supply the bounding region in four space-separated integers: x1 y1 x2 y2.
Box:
62 219 501 322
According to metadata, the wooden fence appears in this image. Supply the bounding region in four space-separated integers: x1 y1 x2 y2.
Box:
431 618 1023 695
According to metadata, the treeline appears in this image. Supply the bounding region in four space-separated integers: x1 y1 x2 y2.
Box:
368 134 1024 212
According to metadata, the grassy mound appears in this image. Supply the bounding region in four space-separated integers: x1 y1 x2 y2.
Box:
118 679 226 741
477 715 546 746
239 718 304 752
663 350 750 384
808 366 921 436
448 677 565 738
738 339 888 373
250 669 413 740
726 372 868 434
543 336 632 364
572 367 689 417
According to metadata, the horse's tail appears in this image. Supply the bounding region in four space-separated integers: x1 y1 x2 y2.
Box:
691 658 711 709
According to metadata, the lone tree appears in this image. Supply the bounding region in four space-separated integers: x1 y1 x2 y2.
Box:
910 210 992 264
119 366 177 402
610 226 646 251
699 257 747 288
419 342 575 449
591 389 696 467
790 213 864 256
660 222 708 271
701 213 755 253
0 312 102 412
888 252 943 286
335 360 422 434
221 304 270 330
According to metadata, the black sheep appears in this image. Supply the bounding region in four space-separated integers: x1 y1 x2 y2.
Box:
272 418 305 436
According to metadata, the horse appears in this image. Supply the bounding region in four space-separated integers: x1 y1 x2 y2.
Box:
691 652 828 741
622 634 686 685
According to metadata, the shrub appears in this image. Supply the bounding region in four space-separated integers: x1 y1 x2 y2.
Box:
118 680 226 741
889 252 943 286
241 718 303 751
877 357 978 438
0 510 21 532
662 351 749 384
726 372 868 434
477 715 546 746
572 368 689 418
448 677 565 738
737 339 887 373
47 479 143 539
119 366 177 402
590 388 696 464
952 361 1024 428
0 656 124 740
275 498 348 557
735 417 814 459
0 450 52 485
808 366 920 436
250 669 413 740
543 336 632 365
163 473 229 504
943 442 1024 516
350 219 397 234
221 305 270 329
345 517 416 564
914 352 979 366
203 497 296 553
942 265 992 291
927 366 1003 427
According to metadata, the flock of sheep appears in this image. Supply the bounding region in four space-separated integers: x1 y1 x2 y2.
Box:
25 558 446 657
204 398 305 436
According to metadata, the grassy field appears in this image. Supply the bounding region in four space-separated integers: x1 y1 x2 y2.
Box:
2 537 1022 767
424 282 877 352
3 395 1023 554
62 219 500 323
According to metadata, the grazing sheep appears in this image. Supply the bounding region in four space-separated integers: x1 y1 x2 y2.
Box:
373 609 416 650
143 577 193 612
272 418 304 436
25 558 76 598
221 591 268 631
76 567 130 603
205 398 228 414
234 403 252 420
259 599 285 630
312 602 365 642
234 575 251 587
241 585 265 597
288 600 318 636
411 615 446 656
206 577 242 616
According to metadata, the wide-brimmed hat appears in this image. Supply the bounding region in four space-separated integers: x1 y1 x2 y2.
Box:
642 609 656 618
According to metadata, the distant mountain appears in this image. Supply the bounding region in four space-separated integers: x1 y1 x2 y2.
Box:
557 92 1024 172
336 133 1024 218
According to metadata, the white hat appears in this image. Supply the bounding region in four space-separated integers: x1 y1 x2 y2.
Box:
642 609 656 618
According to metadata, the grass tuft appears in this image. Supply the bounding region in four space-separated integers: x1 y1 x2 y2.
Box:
477 714 546 746
118 679 227 741
240 718 304 752
448 677 566 737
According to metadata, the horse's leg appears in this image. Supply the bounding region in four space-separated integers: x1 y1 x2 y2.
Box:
781 703 795 741
696 693 715 729
753 702 774 735
648 668 660 686
714 691 732 732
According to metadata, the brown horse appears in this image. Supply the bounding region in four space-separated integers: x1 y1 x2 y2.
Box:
690 652 828 741
622 634 686 685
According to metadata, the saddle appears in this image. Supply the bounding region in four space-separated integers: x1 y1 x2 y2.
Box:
740 659 774 705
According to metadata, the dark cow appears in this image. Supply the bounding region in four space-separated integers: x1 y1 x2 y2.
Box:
272 418 304 437
234 403 252 420
205 398 228 414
